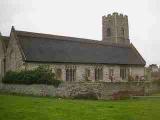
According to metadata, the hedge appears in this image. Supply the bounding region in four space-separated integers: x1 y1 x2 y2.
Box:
2 66 62 87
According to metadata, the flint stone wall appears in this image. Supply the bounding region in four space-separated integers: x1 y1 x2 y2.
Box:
0 82 160 100
0 83 56 96
56 82 146 99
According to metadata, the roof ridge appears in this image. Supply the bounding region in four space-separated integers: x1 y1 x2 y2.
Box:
16 30 98 41
16 30 131 48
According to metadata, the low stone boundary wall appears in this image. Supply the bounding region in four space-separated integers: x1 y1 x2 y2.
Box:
0 84 56 96
0 82 160 100
56 82 147 100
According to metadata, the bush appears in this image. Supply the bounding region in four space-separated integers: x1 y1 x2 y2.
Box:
2 65 62 87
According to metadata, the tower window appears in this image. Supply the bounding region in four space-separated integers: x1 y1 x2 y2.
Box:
121 28 125 37
107 28 111 37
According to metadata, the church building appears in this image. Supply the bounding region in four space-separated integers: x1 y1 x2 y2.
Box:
0 13 146 82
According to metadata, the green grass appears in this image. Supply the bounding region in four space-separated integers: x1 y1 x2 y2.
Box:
0 94 160 120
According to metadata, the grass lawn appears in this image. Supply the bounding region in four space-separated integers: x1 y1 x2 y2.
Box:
0 94 160 120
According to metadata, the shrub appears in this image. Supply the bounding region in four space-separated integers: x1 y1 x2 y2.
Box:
2 65 62 87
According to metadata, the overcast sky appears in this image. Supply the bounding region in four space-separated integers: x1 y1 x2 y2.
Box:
0 0 159 66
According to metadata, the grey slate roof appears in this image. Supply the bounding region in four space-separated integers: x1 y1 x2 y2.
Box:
15 30 146 66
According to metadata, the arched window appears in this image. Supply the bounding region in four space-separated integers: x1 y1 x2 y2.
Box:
109 68 114 82
107 28 111 37
121 27 125 37
95 67 103 81
65 66 76 82
85 68 90 78
120 67 130 80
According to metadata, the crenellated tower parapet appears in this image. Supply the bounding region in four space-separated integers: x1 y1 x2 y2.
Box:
102 12 130 44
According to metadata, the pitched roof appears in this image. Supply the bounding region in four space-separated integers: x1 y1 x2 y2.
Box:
15 30 146 66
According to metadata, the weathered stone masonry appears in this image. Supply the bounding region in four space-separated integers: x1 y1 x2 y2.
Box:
5 28 24 72
24 63 145 82
0 82 160 100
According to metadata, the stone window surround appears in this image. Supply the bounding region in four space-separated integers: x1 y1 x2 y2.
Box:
109 67 114 82
107 28 111 37
121 27 125 37
65 65 76 82
120 67 128 80
85 68 90 78
95 66 103 81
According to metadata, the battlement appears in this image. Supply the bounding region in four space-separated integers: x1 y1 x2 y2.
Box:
103 12 128 20
102 12 130 44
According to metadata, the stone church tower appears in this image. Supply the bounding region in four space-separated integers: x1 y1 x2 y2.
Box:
102 12 130 44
